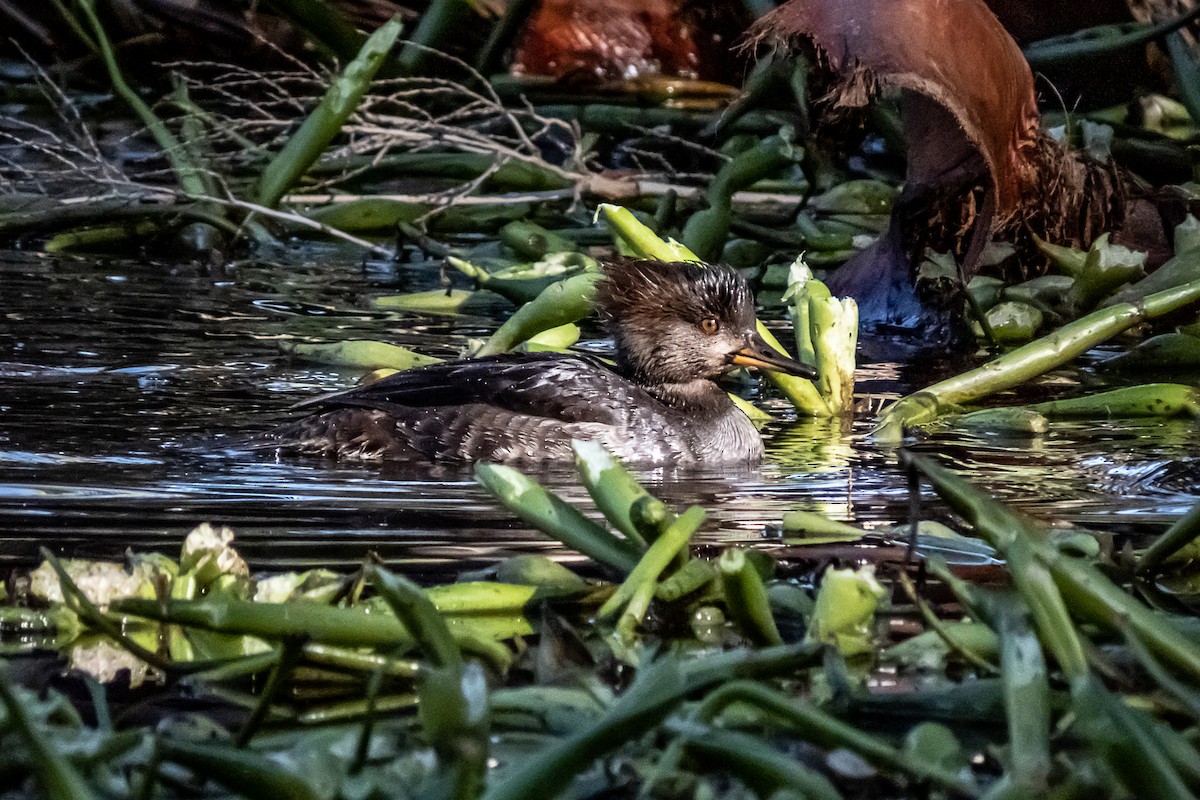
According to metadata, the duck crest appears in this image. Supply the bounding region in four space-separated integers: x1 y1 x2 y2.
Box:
596 258 757 386
596 258 753 328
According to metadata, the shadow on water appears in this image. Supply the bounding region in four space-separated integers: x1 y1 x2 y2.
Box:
2 247 1198 577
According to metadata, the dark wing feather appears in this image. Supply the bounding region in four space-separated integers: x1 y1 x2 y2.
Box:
295 352 648 426
276 353 662 463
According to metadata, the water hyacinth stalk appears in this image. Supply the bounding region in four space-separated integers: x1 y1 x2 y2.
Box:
373 289 478 314
450 252 596 305
262 0 367 63
596 204 698 263
599 506 706 642
955 383 1200 434
499 220 576 260
1021 6 1200 68
370 565 489 800
688 680 972 792
1137 500 1200 577
1099 331 1200 370
571 439 652 549
255 18 403 208
680 133 797 262
0 664 97 800
476 272 598 356
874 277 1200 441
482 658 690 800
680 728 842 800
785 259 858 416
394 0 472 76
110 586 529 649
812 306 858 406
1026 383 1200 419
68 0 208 199
966 590 1052 793
525 323 581 352
156 738 324 800
907 453 1200 683
473 462 641 573
282 340 441 371
655 558 718 601
719 548 783 646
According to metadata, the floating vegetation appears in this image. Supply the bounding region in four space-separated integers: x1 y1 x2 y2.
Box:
4 445 1200 798
3 0 1200 798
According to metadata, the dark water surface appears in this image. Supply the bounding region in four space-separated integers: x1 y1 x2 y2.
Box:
2 247 1198 576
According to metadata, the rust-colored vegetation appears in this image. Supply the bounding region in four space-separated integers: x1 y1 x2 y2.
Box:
752 0 1170 336
510 0 752 83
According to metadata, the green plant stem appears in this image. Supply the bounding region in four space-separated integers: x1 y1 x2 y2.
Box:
474 462 641 573
875 278 1200 440
297 693 419 724
1118 619 1200 721
475 0 538 75
396 0 472 75
254 18 403 208
1070 676 1196 800
986 592 1052 793
235 639 303 746
0 663 97 800
371 566 487 800
476 273 598 356
908 454 1200 684
182 651 282 684
602 508 706 644
158 738 323 800
302 643 421 678
901 460 1089 682
1137 499 1200 576
263 0 366 63
681 135 795 261
687 681 971 791
685 643 825 690
655 558 718 601
679 727 842 800
113 594 417 647
482 658 690 800
370 566 460 668
719 548 783 646
69 0 206 197
1023 6 1200 69
1026 383 1200 419
895 570 996 673
1166 32 1200 133
571 440 652 550
351 663 388 775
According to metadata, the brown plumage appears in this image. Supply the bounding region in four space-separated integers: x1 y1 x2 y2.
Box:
270 259 815 467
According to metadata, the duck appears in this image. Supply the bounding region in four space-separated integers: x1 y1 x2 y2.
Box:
271 258 816 466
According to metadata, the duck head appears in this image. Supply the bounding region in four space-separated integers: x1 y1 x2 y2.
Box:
596 258 818 386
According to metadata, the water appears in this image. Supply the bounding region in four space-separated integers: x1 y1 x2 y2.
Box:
2 246 1198 576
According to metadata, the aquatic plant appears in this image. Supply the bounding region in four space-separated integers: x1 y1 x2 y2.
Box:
5 440 1200 798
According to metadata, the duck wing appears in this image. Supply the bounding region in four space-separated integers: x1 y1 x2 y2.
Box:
295 352 649 424
277 353 663 463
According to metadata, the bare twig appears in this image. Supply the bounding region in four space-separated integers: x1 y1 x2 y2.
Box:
201 193 393 257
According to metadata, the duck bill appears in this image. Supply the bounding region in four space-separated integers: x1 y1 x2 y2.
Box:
729 335 818 379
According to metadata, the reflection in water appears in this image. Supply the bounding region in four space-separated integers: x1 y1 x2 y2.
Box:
1 249 1197 576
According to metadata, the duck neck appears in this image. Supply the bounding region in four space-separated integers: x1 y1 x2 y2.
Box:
646 378 730 415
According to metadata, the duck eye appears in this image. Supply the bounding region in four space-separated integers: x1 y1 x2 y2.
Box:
699 317 720 335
